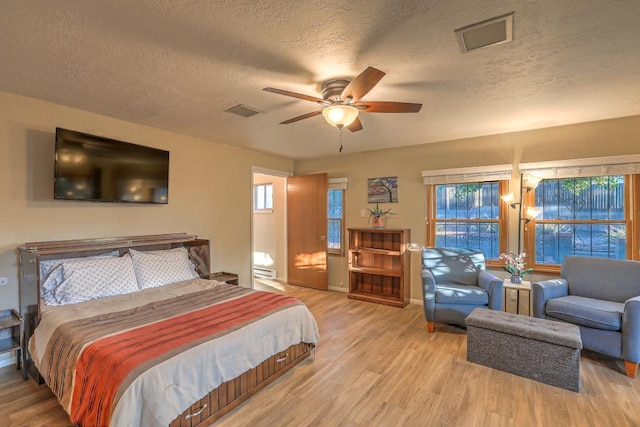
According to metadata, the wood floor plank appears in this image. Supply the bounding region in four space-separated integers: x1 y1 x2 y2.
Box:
1 279 639 426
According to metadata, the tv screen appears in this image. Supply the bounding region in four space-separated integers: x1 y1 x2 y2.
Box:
54 128 169 204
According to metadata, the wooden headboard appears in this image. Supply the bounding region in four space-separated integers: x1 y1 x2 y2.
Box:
17 233 210 379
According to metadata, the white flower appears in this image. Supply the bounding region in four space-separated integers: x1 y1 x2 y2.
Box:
499 251 532 277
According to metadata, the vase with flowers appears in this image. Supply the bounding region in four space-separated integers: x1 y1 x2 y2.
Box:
368 203 394 229
499 251 533 284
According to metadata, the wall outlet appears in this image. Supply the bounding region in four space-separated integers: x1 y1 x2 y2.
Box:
0 277 8 286
360 209 366 218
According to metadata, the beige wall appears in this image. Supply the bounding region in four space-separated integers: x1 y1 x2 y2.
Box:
0 91 293 313
252 174 286 281
3 87 640 364
294 115 640 300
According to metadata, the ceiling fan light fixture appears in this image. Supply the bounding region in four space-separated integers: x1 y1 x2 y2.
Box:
264 66 421 132
322 105 359 128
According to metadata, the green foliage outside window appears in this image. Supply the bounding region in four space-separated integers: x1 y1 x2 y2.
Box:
453 183 481 200
560 176 623 195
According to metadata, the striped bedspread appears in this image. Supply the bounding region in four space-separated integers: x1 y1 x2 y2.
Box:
29 279 320 427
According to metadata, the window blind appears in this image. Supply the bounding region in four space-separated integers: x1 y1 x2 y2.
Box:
422 164 512 185
520 154 640 179
329 177 348 190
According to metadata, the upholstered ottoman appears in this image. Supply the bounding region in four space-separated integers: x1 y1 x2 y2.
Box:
465 308 583 392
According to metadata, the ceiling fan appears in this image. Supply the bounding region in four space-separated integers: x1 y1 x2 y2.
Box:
263 66 422 132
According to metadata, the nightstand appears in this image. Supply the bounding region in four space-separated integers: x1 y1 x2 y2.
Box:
0 309 24 379
503 279 532 316
208 271 239 286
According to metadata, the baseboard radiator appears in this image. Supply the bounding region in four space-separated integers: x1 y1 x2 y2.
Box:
253 266 277 279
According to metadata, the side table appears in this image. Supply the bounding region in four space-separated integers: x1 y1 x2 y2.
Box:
0 309 24 379
503 279 532 316
208 271 239 286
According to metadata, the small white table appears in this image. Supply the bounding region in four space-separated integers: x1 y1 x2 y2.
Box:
503 279 532 316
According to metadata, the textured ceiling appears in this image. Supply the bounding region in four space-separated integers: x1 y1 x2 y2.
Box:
1 0 640 160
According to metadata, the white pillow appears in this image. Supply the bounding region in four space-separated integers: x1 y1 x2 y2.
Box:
129 247 199 289
40 251 120 298
47 254 140 306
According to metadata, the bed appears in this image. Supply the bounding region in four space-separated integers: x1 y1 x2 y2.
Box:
18 233 319 426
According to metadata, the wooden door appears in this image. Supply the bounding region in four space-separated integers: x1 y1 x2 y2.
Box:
287 173 328 290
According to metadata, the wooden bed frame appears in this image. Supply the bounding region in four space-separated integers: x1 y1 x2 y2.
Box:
17 233 314 426
171 342 313 426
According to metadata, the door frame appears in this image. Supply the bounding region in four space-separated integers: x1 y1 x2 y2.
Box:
250 166 292 288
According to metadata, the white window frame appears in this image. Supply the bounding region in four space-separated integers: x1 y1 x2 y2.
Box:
254 183 273 212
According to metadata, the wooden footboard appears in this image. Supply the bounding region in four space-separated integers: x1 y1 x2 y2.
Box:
170 342 314 427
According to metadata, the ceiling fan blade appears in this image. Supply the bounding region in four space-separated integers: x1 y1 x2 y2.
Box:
356 101 422 113
279 110 323 124
347 117 363 132
341 67 386 102
263 87 324 103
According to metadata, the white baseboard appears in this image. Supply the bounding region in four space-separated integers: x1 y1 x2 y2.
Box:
410 298 424 306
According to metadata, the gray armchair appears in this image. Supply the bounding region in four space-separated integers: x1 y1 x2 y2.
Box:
421 248 503 332
532 256 640 378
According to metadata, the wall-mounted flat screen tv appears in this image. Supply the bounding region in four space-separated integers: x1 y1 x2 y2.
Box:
54 128 169 204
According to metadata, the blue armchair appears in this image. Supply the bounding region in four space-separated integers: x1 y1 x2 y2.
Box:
532 256 640 378
421 248 503 332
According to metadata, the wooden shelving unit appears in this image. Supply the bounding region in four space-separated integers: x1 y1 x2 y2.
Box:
348 228 410 308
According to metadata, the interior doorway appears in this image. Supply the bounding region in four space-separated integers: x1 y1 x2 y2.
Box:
251 168 289 287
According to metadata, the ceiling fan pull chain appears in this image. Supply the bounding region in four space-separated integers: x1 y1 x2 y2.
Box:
339 126 344 153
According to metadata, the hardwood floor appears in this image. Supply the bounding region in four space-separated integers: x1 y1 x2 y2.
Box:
1 279 639 426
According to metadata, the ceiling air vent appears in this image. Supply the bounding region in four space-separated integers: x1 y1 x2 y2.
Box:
225 104 261 118
455 12 514 53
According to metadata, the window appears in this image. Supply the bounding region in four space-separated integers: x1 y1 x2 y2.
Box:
520 154 640 271
524 174 638 271
423 165 512 265
426 181 508 262
328 188 344 255
327 178 347 255
254 183 273 211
